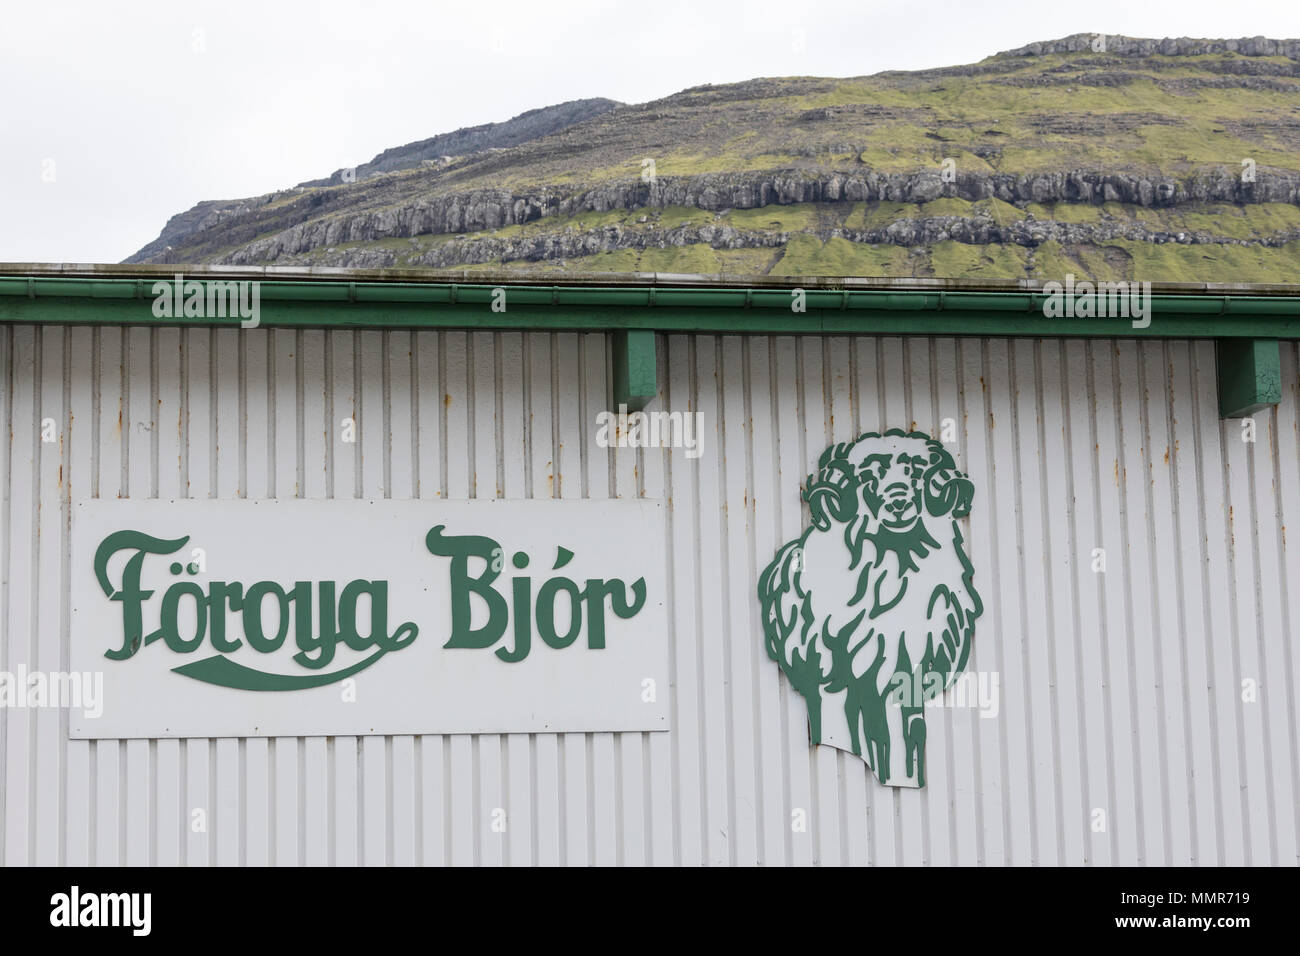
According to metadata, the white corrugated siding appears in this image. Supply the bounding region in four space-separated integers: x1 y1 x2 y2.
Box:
0 325 1297 865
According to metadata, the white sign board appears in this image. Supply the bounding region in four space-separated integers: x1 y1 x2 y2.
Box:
70 499 669 739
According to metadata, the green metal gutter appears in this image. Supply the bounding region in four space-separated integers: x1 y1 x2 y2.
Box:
3 267 1299 416
2 274 1299 337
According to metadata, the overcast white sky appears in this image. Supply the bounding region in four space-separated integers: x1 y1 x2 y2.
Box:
1 0 1297 264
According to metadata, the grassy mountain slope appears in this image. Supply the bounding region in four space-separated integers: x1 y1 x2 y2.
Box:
128 34 1300 282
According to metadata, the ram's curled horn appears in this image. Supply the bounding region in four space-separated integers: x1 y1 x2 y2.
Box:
922 439 974 518
803 442 857 531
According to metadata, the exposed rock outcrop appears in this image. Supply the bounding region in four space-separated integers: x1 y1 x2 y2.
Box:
274 216 1300 271
1000 34 1300 60
204 168 1300 266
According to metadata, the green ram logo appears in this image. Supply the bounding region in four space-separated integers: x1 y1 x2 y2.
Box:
757 430 983 788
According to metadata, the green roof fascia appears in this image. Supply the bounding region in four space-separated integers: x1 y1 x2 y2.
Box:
2 275 1300 338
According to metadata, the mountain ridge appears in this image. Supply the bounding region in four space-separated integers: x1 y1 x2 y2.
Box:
127 34 1300 283
128 98 621 263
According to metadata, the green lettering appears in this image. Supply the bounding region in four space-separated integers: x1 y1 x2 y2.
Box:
427 526 508 650
498 577 532 662
93 530 189 660
243 581 290 653
338 580 417 652
208 582 244 653
582 577 647 649
536 577 582 649
291 580 337 669
157 581 207 653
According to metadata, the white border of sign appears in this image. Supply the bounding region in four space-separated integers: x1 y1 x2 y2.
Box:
70 498 669 739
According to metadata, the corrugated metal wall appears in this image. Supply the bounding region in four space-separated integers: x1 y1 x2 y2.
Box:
1 324 1297 865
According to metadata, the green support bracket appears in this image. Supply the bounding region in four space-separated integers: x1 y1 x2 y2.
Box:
613 330 658 412
1217 338 1282 418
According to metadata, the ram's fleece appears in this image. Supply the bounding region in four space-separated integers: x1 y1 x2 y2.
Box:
757 430 983 788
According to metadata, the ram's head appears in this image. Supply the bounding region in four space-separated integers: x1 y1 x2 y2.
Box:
803 431 974 583
758 429 983 788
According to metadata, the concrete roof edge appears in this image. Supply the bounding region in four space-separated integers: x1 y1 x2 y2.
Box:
2 262 1299 296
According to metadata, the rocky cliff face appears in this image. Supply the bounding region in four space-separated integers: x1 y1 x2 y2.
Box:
1000 35 1300 59
213 168 1300 265
280 212 1300 273
127 34 1300 283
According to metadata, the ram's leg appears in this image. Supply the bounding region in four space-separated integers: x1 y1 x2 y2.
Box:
843 689 863 756
904 712 927 788
860 695 892 785
881 683 925 787
805 690 822 745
